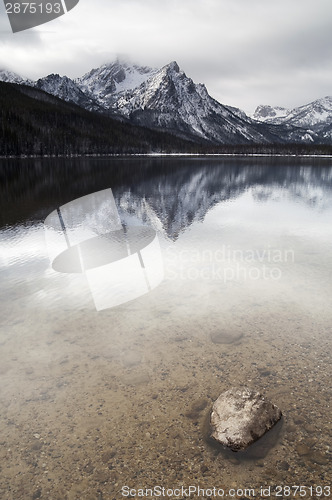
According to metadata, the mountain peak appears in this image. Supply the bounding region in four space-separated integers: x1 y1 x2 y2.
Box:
166 61 180 73
0 69 32 85
36 73 77 88
76 60 158 108
37 73 63 82
35 73 101 110
252 104 290 122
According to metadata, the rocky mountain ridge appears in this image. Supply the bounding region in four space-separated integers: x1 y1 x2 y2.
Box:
1 62 331 144
252 97 332 141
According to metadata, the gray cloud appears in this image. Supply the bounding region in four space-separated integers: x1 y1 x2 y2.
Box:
0 1 43 74
0 0 331 113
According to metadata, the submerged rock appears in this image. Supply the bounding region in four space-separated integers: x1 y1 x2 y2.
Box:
210 330 243 344
122 371 150 386
210 387 282 451
121 351 142 368
296 443 311 456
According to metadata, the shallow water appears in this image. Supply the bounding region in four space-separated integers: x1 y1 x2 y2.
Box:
0 157 331 500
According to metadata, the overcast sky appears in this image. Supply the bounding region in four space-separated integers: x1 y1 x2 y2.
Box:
0 0 331 114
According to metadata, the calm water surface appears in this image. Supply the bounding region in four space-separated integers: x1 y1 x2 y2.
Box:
0 157 331 499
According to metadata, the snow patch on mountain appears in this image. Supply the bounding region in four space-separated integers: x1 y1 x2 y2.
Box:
252 104 290 122
253 97 332 132
35 73 102 111
0 69 33 86
76 60 158 108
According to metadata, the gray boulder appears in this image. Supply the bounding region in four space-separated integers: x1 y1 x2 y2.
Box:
210 387 282 451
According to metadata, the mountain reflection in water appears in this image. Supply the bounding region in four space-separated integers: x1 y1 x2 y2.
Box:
1 156 332 238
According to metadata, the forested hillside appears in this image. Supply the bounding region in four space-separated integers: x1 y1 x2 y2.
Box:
0 82 202 155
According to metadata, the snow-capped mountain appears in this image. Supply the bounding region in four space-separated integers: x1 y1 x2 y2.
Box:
35 74 102 111
0 69 33 86
108 61 259 143
80 60 315 144
0 61 330 145
252 105 290 122
76 60 158 109
253 97 332 133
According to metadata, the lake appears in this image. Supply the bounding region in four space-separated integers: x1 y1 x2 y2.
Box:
0 156 331 499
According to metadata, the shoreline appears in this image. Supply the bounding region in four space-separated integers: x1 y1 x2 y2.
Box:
1 152 332 159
